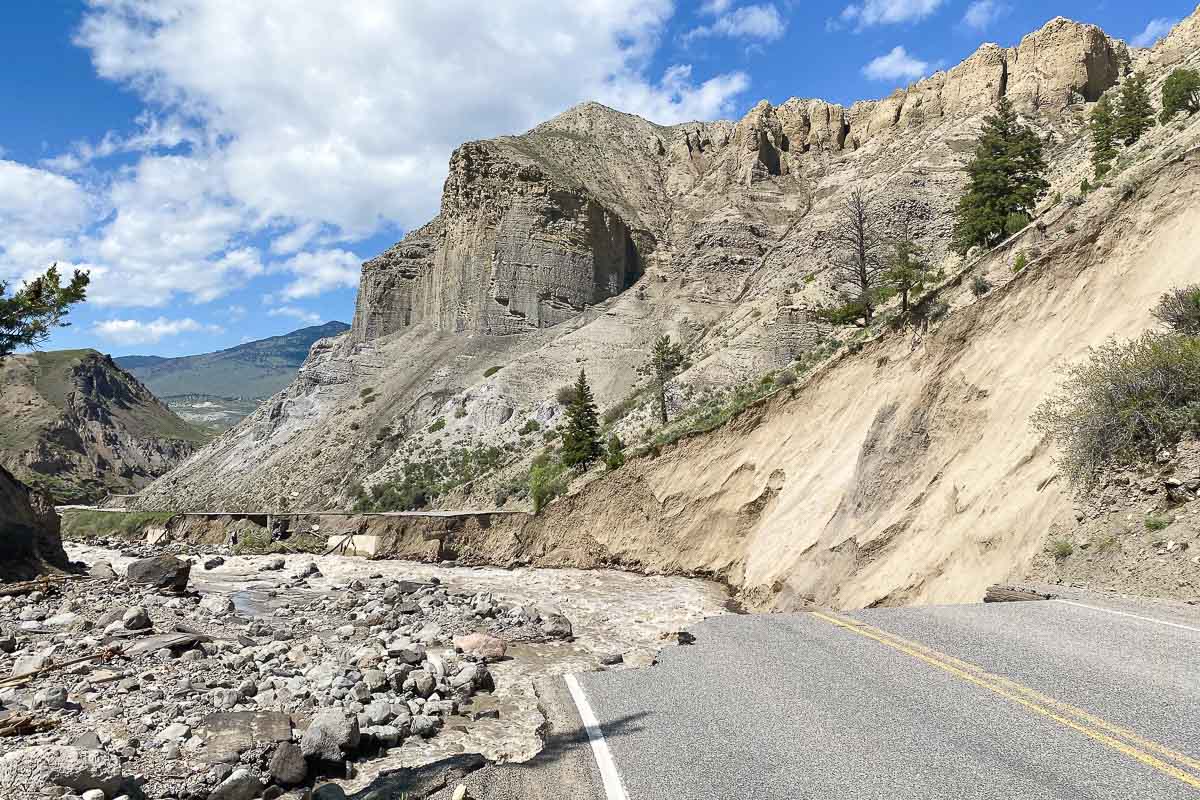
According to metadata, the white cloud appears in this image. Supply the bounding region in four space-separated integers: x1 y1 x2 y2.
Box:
93 316 221 346
75 0 752 246
0 161 94 283
862 46 930 81
276 249 362 301
686 4 787 42
841 0 945 28
267 306 322 325
1132 17 1178 48
962 0 1009 31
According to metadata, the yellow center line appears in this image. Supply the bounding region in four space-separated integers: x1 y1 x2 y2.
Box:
831 614 1200 776
810 610 1200 791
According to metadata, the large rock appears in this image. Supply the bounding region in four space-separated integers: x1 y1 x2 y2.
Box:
453 632 507 661
0 745 130 795
208 768 262 800
301 710 360 761
125 554 191 592
0 465 66 580
268 742 307 787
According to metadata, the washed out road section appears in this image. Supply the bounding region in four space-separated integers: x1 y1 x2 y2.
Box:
574 601 1200 800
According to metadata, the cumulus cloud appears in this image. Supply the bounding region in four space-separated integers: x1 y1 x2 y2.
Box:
1132 17 1178 48
840 0 945 29
862 46 930 81
962 0 1010 31
276 249 362 301
0 160 94 284
267 306 322 325
93 316 222 346
685 4 788 43
75 0 752 241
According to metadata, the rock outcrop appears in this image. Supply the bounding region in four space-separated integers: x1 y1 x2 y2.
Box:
0 465 67 580
0 350 208 504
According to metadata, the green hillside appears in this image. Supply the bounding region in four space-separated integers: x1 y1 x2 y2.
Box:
0 350 210 503
117 321 349 400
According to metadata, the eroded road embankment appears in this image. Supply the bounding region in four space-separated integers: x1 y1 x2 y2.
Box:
458 594 1200 800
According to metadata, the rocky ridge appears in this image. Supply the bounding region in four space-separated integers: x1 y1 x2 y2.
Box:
0 350 208 504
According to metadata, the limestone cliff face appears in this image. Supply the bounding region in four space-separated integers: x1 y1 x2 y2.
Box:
140 12 1158 540
0 351 208 504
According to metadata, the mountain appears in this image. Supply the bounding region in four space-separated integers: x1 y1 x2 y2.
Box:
116 321 349 429
0 349 210 504
136 12 1200 607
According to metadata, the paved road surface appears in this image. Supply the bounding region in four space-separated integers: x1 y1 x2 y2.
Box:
463 598 1200 799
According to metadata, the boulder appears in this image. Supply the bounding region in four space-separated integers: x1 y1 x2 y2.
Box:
301 710 360 761
268 742 307 787
208 768 263 800
541 613 573 639
0 466 67 580
125 555 191 592
453 632 507 661
89 560 117 579
0 745 130 795
200 594 236 615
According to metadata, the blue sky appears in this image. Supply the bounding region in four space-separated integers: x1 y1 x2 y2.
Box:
1 1 1191 357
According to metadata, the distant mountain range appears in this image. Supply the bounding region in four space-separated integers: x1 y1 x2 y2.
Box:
116 321 349 429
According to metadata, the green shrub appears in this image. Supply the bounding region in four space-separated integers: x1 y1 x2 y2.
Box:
428 418 445 433
1004 212 1029 237
354 444 505 511
483 365 502 377
454 406 467 419
1033 332 1200 489
1065 223 1077 234
1145 514 1172 532
775 370 797 387
1012 251 1028 273
519 419 541 435
555 385 577 406
970 276 992 297
816 299 870 327
1049 539 1074 559
1153 285 1200 335
529 457 569 514
1065 193 1084 207
605 434 626 471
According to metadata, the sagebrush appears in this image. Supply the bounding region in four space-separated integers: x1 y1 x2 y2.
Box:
1033 333 1200 489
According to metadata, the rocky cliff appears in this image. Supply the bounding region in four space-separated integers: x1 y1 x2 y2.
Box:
0 351 210 504
136 11 1200 607
0 465 66 580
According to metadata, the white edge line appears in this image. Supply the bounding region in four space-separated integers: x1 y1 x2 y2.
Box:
1057 599 1200 634
565 673 630 800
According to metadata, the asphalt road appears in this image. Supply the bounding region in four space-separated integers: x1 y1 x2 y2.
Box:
544 598 1200 799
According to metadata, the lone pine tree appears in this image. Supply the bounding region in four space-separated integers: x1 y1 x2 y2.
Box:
952 98 1048 254
560 369 601 467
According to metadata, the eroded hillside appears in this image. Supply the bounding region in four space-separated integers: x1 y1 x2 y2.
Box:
139 10 1200 607
0 350 208 503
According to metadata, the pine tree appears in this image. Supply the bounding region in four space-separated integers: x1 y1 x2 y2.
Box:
883 203 935 314
1161 68 1200 123
952 98 1049 254
560 369 601 467
1114 72 1154 146
650 335 685 425
1090 94 1117 179
829 190 887 321
1 264 89 359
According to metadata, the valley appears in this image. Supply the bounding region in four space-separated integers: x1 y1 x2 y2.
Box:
4 6 1200 800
